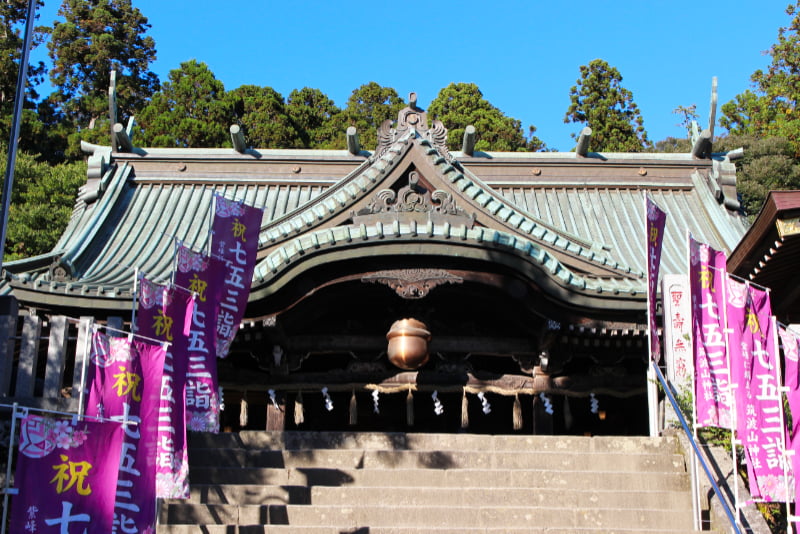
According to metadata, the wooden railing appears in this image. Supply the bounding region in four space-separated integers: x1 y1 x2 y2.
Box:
0 298 109 414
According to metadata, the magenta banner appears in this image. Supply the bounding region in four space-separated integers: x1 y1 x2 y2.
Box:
779 325 800 502
175 245 222 432
10 414 124 534
690 236 732 428
210 194 264 358
85 332 167 532
735 287 787 501
136 278 193 499
645 195 667 362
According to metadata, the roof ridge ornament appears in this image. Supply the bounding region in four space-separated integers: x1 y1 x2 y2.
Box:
374 92 451 160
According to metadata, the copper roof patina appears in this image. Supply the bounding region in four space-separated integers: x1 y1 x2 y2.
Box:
2 103 749 319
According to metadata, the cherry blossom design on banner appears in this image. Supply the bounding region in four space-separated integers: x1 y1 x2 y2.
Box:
9 414 124 534
210 194 263 358
174 244 223 432
645 195 667 362
689 235 732 428
135 278 193 499
85 331 167 532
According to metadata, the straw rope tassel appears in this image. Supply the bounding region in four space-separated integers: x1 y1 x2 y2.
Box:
513 393 523 430
461 388 469 429
294 391 304 426
349 389 358 426
239 391 248 428
406 389 414 426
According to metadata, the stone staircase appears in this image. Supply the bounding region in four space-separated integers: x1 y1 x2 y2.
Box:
158 431 702 533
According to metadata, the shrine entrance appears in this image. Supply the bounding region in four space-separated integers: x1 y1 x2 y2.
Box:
218 273 651 437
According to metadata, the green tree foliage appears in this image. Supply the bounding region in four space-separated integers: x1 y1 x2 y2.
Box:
226 85 301 149
337 82 404 151
721 2 800 155
0 143 86 260
287 87 343 148
564 59 650 152
713 135 800 219
137 60 230 148
428 82 543 152
47 0 158 133
0 1 47 112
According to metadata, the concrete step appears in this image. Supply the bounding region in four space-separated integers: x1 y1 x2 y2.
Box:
159 526 703 534
188 447 686 473
186 466 691 492
159 503 696 530
189 431 678 455
177 483 692 509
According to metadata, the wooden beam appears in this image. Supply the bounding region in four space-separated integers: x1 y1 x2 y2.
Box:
113 122 134 153
462 125 476 156
692 129 712 159
346 126 360 156
576 127 592 157
230 124 247 153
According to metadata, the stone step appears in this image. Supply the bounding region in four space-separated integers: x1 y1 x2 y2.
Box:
188 448 686 473
187 466 691 492
177 483 692 509
159 503 696 530
189 431 677 454
159 526 702 534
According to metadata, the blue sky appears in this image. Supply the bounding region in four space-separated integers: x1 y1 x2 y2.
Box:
32 0 794 151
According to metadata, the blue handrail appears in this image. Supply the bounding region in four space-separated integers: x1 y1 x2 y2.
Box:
651 360 743 534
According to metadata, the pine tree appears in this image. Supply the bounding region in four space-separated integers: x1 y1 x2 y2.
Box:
428 82 541 152
137 60 230 148
720 2 800 155
47 0 159 136
564 59 650 152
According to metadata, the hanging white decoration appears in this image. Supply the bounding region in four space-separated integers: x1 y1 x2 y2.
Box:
268 389 280 411
321 387 334 411
590 393 599 414
372 390 380 414
539 392 554 415
477 391 491 414
431 390 444 415
218 386 225 411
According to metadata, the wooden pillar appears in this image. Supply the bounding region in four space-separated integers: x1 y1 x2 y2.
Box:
265 393 286 431
43 315 69 399
0 296 19 397
14 315 42 397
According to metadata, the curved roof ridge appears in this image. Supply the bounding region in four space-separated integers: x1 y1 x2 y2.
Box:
259 132 414 246
415 138 643 279
253 219 646 298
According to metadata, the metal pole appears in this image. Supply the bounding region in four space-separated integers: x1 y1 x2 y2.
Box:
0 0 38 269
1 403 19 534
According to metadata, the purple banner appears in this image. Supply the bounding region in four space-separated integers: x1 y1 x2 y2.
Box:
735 287 787 501
10 415 124 534
690 236 732 428
646 195 667 362
85 332 167 532
210 195 264 358
136 278 193 499
175 245 222 432
779 325 800 502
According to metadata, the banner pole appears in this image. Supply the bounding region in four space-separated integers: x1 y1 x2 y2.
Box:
77 318 95 417
1 403 19 534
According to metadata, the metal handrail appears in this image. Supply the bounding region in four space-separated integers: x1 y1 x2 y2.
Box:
651 360 743 534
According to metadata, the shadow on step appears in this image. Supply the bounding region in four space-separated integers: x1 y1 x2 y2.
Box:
296 467 355 486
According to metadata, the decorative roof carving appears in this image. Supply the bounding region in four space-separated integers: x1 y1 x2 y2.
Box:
375 92 451 160
353 171 476 228
362 268 463 299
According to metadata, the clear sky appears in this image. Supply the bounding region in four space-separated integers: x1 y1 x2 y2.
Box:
31 0 795 151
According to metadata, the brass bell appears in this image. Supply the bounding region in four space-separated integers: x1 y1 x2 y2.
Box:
386 318 431 370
